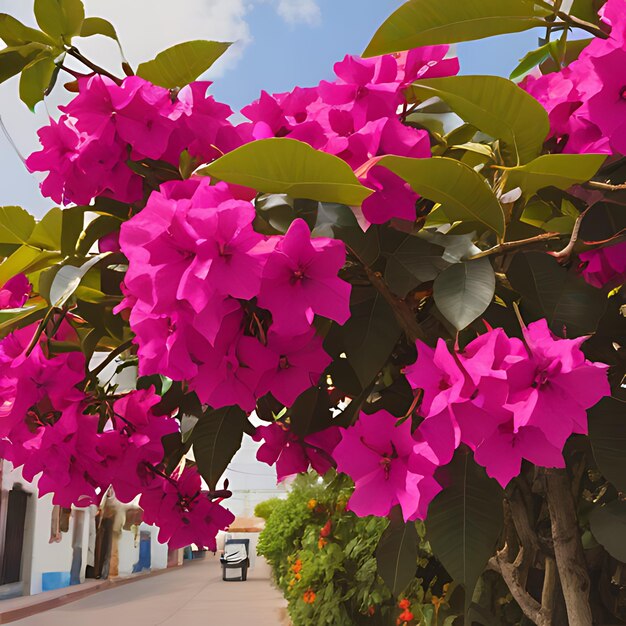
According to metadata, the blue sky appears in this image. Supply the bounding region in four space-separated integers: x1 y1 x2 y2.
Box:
0 0 542 216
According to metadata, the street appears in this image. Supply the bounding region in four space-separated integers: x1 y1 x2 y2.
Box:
12 556 288 626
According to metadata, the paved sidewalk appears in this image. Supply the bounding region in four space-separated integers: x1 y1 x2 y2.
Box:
10 556 288 626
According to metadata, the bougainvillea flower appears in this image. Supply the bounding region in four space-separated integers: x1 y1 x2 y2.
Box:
578 240 626 289
0 274 30 309
334 410 440 521
258 219 351 334
139 466 234 550
404 339 467 417
254 422 340 482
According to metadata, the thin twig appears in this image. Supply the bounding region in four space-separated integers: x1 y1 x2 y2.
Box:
66 46 123 84
468 232 562 260
549 208 589 260
586 180 626 192
89 339 133 379
554 11 610 39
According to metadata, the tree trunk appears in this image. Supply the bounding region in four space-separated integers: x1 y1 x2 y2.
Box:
544 468 592 626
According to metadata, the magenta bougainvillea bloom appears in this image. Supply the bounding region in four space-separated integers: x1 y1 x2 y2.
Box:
119 180 340 410
257 218 351 334
333 410 442 521
578 240 626 289
0 274 30 309
26 75 247 206
402 320 610 489
254 422 340 482
139 466 235 550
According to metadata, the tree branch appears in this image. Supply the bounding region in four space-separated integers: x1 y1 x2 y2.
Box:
468 232 562 260
553 12 609 39
548 208 589 260
89 340 134 379
489 545 552 626
586 180 626 192
544 468 593 626
66 47 123 84
363 266 425 342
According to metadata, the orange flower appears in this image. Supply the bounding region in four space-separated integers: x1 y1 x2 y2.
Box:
307 499 317 510
398 599 411 610
367 605 376 616
291 559 302 574
320 519 332 537
295 572 302 581
399 609 414 622
318 537 327 549
303 589 316 604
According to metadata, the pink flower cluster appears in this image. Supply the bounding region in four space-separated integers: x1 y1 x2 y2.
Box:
241 47 458 223
523 0 626 155
253 422 340 482
578 239 626 289
117 176 346 411
0 320 232 548
404 319 610 488
26 77 246 205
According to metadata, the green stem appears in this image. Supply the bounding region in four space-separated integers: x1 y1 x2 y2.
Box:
66 46 123 84
89 339 133 379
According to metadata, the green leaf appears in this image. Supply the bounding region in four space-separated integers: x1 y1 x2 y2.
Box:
0 245 61 286
499 153 607 195
508 251 607 336
540 38 593 73
0 206 35 247
427 449 504 600
79 16 117 40
0 14 54 46
510 41 555 80
408 76 549 165
136 40 231 88
29 207 62 250
19 54 56 110
326 288 401 389
0 44 47 84
434 258 496 330
383 231 446 297
34 0 84 40
289 386 334 437
76 215 121 256
61 206 84 256
375 155 505 237
569 0 603 25
364 0 547 56
589 501 626 563
48 253 110 307
192 405 249 490
589 397 626 493
199 138 373 206
0 298 47 334
376 513 419 596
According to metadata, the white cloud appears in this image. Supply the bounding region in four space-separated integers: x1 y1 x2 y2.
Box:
274 0 321 26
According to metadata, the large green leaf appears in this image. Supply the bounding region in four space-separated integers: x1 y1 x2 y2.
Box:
508 251 607 336
0 245 61 286
288 386 334 438
192 405 249 490
0 206 35 248
48 253 110 307
434 258 496 330
0 43 47 84
325 287 401 389
589 397 626 493
408 76 549 165
200 138 373 206
383 231 446 297
34 0 84 40
510 40 559 80
19 55 56 110
0 14 54 46
29 207 62 251
375 155 505 237
427 449 504 599
376 513 419 596
79 16 118 41
499 153 607 195
137 40 231 88
364 0 548 56
589 501 626 563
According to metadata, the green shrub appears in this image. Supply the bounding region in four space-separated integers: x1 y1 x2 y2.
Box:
254 497 284 520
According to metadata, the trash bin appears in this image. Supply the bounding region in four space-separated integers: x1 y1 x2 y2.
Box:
220 539 250 582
